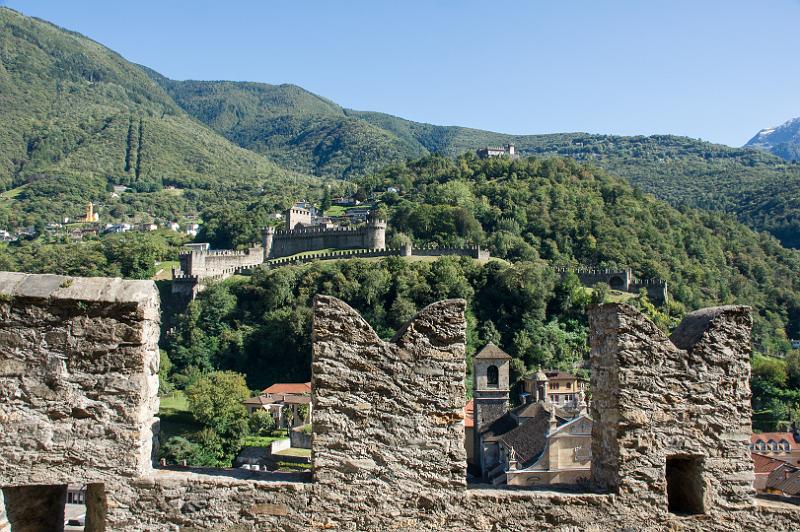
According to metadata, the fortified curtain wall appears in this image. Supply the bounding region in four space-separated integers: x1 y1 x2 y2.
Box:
2 271 798 531
264 219 387 259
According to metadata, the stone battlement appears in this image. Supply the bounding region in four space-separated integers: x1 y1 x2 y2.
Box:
555 266 668 304
1 271 798 530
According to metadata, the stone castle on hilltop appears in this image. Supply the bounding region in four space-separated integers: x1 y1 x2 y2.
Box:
1 270 798 530
172 205 387 298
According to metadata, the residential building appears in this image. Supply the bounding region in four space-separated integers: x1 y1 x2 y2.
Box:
753 453 794 492
243 382 312 428
522 369 588 406
766 466 800 497
104 223 131 234
750 430 800 465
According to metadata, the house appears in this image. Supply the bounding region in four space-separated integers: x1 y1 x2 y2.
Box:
522 369 587 406
472 344 590 486
765 461 800 497
750 430 800 465
344 208 371 223
0 230 13 242
792 339 800 350
141 223 158 232
332 196 360 207
185 223 200 237
263 382 311 395
104 223 131 234
167 222 180 232
243 382 312 428
753 453 794 492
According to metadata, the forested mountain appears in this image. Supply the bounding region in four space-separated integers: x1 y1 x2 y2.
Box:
168 155 800 430
0 8 294 191
746 116 800 161
151 75 800 249
148 75 425 178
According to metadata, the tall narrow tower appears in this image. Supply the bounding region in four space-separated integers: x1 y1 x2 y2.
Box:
472 343 511 477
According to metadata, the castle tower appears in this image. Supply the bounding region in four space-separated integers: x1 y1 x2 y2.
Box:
365 217 387 249
472 343 511 478
263 226 274 260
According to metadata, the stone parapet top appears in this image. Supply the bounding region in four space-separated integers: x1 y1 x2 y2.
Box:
145 467 311 486
0 271 158 317
467 486 614 501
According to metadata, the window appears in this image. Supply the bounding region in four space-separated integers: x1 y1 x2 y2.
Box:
666 456 705 515
551 383 560 390
487 365 499 387
2 483 106 530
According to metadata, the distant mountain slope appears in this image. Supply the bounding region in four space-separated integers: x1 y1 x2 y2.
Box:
746 117 800 161
150 77 425 177
152 74 800 247
0 7 288 192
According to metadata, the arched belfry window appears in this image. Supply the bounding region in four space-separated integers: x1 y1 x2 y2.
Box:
487 365 499 387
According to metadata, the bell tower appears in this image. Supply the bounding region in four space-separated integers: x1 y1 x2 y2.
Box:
472 343 511 477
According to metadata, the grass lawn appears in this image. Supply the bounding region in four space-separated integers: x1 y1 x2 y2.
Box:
158 391 201 441
242 431 289 448
273 447 311 458
324 205 346 216
153 260 179 280
582 287 638 304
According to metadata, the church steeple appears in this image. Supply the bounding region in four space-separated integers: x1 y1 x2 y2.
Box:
472 343 512 478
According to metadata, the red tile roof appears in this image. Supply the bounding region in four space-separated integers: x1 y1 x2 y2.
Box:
262 382 311 395
465 399 474 428
751 432 797 450
752 452 791 474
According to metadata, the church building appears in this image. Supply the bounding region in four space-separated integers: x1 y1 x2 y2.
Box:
472 343 592 486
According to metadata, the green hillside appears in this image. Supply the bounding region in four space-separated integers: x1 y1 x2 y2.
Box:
167 155 800 431
0 7 289 191
151 77 424 178
149 71 800 248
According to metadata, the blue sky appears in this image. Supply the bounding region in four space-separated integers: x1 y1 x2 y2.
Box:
3 0 799 146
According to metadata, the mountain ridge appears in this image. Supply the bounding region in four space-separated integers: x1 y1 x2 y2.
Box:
746 116 800 161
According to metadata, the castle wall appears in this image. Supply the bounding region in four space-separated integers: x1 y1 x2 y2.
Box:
590 304 754 510
2 271 798 530
267 221 386 259
179 247 264 278
557 267 668 305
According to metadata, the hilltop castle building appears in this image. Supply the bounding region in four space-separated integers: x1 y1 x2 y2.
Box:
477 144 519 159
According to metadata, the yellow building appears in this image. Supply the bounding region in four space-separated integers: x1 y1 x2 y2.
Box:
522 369 587 406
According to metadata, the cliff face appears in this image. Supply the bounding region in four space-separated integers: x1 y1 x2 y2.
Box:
1 272 799 530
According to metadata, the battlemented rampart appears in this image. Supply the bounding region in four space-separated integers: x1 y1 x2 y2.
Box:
1 271 798 530
264 218 386 258
555 266 668 304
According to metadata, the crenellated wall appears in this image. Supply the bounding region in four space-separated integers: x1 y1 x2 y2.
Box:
556 267 669 304
265 218 387 258
178 246 264 278
3 271 798 531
